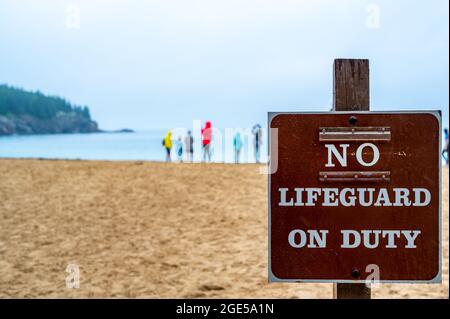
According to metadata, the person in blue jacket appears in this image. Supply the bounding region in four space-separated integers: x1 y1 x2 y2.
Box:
233 132 243 164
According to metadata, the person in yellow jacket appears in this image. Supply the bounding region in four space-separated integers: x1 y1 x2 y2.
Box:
163 130 172 162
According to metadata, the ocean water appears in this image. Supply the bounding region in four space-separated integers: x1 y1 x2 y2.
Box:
0 130 268 163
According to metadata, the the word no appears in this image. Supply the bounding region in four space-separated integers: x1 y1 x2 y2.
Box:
325 143 380 168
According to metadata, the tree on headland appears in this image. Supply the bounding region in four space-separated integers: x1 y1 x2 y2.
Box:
0 84 99 135
0 84 92 120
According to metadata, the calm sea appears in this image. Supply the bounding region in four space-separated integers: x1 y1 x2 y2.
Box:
0 130 267 163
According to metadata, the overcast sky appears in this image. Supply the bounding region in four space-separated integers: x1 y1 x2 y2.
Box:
0 0 448 131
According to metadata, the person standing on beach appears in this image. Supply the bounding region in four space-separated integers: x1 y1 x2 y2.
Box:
163 130 172 162
176 136 183 163
252 124 262 163
185 130 194 162
201 121 212 163
233 132 243 164
443 128 449 165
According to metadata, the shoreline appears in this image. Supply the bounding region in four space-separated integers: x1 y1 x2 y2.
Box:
0 157 268 165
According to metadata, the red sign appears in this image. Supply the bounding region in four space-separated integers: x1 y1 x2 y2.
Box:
269 112 441 283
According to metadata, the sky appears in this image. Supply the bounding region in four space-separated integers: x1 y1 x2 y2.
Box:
0 0 448 131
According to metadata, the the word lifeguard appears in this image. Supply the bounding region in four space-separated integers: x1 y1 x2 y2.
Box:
278 187 431 207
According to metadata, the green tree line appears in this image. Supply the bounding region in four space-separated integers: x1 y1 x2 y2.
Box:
0 84 91 120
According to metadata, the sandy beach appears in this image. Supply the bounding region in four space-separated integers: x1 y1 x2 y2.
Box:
0 159 448 298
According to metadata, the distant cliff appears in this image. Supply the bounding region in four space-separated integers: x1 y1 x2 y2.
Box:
0 85 100 136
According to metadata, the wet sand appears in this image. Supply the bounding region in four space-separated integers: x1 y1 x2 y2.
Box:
0 159 448 298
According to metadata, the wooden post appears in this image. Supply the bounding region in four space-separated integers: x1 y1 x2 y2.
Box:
332 58 371 299
333 59 370 111
333 283 371 299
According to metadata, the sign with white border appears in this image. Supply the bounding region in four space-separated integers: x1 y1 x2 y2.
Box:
268 111 442 283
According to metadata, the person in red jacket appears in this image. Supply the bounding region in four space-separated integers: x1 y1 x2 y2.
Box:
201 121 212 162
